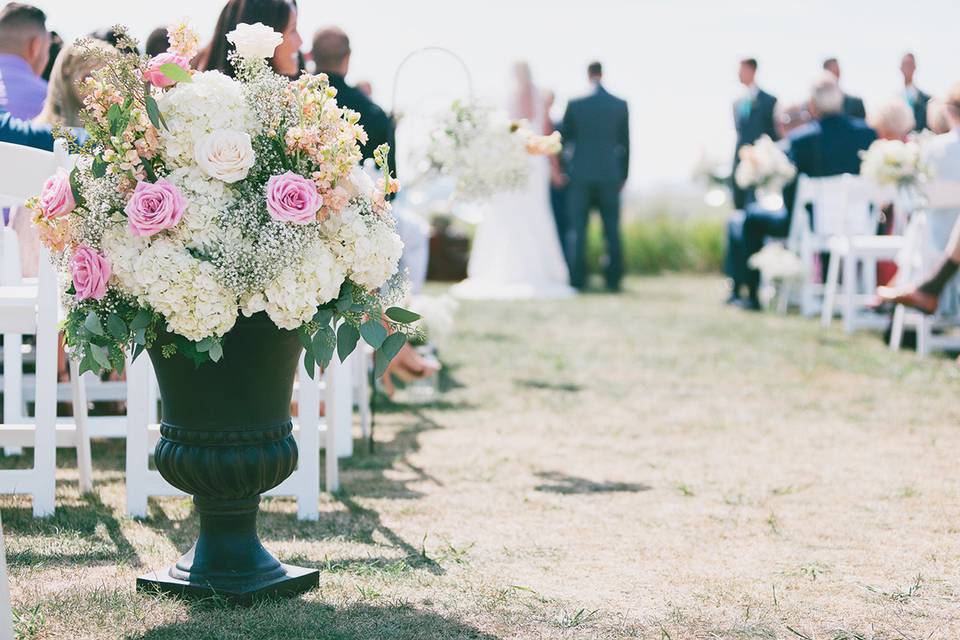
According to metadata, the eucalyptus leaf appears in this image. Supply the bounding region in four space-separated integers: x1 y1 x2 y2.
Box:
144 95 165 130
374 349 391 378
91 156 107 178
312 308 333 327
313 326 336 369
209 341 223 362
133 327 146 345
385 307 421 324
106 314 127 341
90 344 112 369
130 308 152 330
79 351 98 376
195 337 214 353
360 320 387 350
337 322 360 363
159 62 192 84
380 331 406 361
303 350 316 379
84 311 104 336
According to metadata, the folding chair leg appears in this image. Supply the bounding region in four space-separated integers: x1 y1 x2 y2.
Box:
889 305 905 351
842 252 857 334
2 333 24 457
69 360 93 494
125 356 150 518
917 315 931 357
295 359 320 521
821 252 840 327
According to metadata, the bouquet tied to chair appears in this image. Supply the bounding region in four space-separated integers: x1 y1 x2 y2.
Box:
27 21 421 378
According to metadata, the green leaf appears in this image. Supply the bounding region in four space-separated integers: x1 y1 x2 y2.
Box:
336 322 360 363
91 156 108 178
159 62 192 84
106 314 127 341
144 94 164 130
312 308 333 327
303 350 316 379
195 337 214 353
68 166 84 206
385 307 421 324
312 326 336 369
298 326 314 360
133 327 147 345
140 155 157 182
84 311 104 336
79 351 98 376
374 350 391 378
381 331 406 361
360 320 387 350
208 341 223 362
107 103 123 133
130 308 152 330
271 137 291 171
90 344 112 370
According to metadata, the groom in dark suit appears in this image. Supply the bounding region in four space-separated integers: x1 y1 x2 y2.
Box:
562 61 630 291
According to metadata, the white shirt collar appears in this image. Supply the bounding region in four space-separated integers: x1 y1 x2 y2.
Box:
905 84 919 100
744 83 759 101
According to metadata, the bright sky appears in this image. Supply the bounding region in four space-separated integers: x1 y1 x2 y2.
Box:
31 0 960 193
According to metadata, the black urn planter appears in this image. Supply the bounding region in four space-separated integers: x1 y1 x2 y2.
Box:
136 312 319 603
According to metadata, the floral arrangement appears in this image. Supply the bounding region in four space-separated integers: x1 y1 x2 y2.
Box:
734 135 797 193
426 100 561 202
859 137 932 188
748 242 804 281
30 22 418 377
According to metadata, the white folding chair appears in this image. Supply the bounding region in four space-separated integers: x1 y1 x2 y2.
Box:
0 141 92 516
818 177 902 333
352 345 373 442
889 181 960 355
0 512 12 640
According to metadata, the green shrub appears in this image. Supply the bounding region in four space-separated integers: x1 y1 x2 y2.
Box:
585 212 725 275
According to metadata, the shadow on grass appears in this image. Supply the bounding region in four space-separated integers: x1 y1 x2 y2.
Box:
132 601 500 640
513 378 583 393
2 490 142 568
533 471 651 495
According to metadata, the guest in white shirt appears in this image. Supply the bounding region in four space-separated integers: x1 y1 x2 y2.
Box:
901 52 930 131
880 82 960 313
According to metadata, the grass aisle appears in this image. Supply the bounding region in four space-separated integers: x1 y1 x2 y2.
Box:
4 275 960 639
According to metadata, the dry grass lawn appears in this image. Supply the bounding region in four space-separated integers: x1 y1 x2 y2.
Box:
3 275 960 639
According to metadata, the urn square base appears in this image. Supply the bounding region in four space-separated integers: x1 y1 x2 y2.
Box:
137 564 319 604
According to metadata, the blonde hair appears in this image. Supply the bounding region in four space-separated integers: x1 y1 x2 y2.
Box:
868 97 916 139
810 72 844 115
926 98 951 135
34 40 115 127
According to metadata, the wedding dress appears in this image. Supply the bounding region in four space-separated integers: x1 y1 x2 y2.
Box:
451 67 574 300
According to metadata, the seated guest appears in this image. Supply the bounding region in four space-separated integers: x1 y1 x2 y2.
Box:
869 97 915 141
0 107 51 148
311 26 395 170
144 27 170 58
879 84 960 312
0 3 49 119
198 0 302 78
732 73 876 309
823 57 865 119
927 98 952 135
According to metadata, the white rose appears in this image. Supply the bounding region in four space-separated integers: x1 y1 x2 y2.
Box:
194 129 256 183
226 22 283 60
345 165 374 199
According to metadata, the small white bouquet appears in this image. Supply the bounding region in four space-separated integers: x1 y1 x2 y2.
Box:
408 294 458 347
748 243 804 281
426 100 561 202
859 137 931 188
734 135 796 192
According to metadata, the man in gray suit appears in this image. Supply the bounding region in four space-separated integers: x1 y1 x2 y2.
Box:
562 61 630 291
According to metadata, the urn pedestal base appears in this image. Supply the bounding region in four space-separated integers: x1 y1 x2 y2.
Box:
136 564 319 604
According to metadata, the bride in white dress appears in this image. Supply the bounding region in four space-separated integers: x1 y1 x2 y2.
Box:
451 62 575 300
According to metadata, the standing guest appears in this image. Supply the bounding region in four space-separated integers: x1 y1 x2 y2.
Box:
733 73 876 309
144 27 170 58
40 30 61 81
543 89 568 261
198 0 302 79
563 61 629 291
731 58 778 210
0 2 49 119
311 26 395 170
823 57 865 119
901 52 930 131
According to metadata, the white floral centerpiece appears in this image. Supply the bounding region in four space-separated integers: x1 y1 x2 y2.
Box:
30 22 418 376
734 135 797 207
425 100 561 202
859 136 932 188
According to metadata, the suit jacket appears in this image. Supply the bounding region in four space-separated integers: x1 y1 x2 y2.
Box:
561 84 629 184
782 114 877 213
326 73 396 171
842 93 866 120
910 88 931 131
734 88 779 154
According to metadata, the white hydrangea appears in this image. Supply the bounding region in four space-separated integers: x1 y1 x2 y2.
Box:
242 240 346 330
126 237 238 341
165 166 237 253
157 71 258 169
100 221 149 297
321 205 404 290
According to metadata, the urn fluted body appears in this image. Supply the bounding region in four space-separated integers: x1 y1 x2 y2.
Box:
136 312 319 602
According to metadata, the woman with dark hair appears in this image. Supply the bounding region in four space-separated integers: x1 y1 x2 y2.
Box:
198 0 302 78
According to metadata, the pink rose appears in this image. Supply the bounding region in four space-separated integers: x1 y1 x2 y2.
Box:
124 178 187 237
144 52 191 88
39 168 75 219
70 245 111 301
265 172 323 225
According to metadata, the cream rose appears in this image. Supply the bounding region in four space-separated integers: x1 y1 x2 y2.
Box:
194 130 256 183
226 22 283 60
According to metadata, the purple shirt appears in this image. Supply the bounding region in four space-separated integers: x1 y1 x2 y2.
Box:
0 54 47 120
